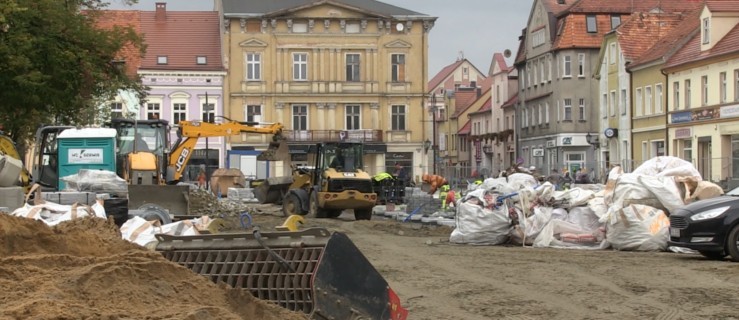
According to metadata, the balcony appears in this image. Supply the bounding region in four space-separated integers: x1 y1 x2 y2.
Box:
282 129 383 142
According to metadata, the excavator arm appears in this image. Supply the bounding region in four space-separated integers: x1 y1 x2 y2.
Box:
166 120 289 183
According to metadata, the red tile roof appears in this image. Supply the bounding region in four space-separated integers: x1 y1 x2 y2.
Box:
501 94 519 109
469 97 493 116
665 21 739 69
489 52 509 76
542 0 575 16
617 13 687 62
93 10 142 78
553 0 703 50
706 0 739 12
428 60 464 91
458 120 471 134
139 10 223 71
629 9 702 68
562 0 702 16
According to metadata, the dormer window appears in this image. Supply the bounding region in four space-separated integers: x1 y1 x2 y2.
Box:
157 56 168 65
703 18 710 44
586 15 597 33
610 15 621 30
196 56 207 65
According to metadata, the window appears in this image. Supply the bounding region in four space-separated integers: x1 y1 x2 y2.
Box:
673 82 680 110
645 86 652 115
527 65 531 88
110 102 123 119
246 53 261 80
196 56 207 65
532 29 546 47
683 139 692 162
345 105 360 130
642 142 648 162
548 56 552 81
202 103 215 123
292 105 308 131
578 53 585 77
611 15 621 30
173 103 186 124
703 18 710 44
655 84 663 113
720 72 727 103
245 105 261 122
346 53 360 82
495 85 500 103
391 54 405 82
523 108 528 127
146 103 160 120
564 98 572 121
157 56 167 64
546 102 550 123
293 53 308 81
586 15 597 33
685 79 691 108
540 59 545 84
735 70 739 101
533 63 538 85
701 75 708 106
563 55 572 77
391 105 406 130
651 141 665 157
609 43 616 65
538 104 542 125
601 93 607 119
578 98 585 120
636 88 643 116
620 89 627 115
609 91 616 117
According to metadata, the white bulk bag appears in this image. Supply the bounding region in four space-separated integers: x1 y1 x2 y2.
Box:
604 204 670 251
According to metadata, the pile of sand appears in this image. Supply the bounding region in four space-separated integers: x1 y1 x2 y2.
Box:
0 215 307 320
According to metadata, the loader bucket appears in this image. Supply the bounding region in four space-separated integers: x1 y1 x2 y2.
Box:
253 176 293 204
257 140 290 161
155 228 407 320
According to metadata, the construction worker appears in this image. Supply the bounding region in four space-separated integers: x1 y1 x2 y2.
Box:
440 184 457 210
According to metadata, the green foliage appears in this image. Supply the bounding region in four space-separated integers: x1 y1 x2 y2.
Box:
0 0 145 146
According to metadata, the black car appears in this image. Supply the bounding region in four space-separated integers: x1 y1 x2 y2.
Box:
668 187 739 262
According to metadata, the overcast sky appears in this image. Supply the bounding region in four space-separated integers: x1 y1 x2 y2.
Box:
108 0 534 76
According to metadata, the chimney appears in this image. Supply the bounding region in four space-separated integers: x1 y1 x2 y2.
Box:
155 2 166 21
470 80 477 88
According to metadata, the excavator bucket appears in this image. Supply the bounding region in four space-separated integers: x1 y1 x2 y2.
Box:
257 140 290 162
155 228 407 320
253 176 293 204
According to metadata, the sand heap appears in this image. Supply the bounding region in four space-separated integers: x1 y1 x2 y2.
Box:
0 215 307 320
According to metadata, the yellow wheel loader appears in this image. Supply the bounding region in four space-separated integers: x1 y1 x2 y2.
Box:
263 142 376 220
0 133 30 192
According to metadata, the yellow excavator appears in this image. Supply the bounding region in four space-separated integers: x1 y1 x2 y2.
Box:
0 132 30 192
166 119 289 184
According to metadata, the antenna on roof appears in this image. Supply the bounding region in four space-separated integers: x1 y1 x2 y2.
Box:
458 51 464 61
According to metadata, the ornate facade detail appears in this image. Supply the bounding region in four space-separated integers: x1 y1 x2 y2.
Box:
239 19 246 33
224 19 230 33
361 20 367 30
377 20 384 30
405 21 412 32
286 19 293 32
308 19 315 31
423 20 434 32
385 21 391 31
370 103 379 110
327 103 337 110
340 20 346 31
316 103 326 110
275 103 285 110
261 19 268 33
324 19 330 32
271 19 277 29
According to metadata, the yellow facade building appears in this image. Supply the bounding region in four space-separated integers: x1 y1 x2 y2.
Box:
218 0 436 180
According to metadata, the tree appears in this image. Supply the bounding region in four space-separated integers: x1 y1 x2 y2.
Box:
0 0 145 151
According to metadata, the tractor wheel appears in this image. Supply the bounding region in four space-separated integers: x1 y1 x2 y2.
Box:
327 210 343 218
354 208 372 221
310 192 329 218
282 193 305 217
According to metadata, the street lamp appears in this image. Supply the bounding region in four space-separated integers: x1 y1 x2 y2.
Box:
423 139 431 154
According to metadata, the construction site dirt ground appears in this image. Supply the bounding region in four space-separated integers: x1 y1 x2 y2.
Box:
245 204 739 320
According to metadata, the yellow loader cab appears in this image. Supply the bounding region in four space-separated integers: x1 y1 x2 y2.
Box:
282 142 377 220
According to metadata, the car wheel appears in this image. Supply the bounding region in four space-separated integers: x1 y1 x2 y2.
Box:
354 208 372 221
698 250 726 260
727 224 739 262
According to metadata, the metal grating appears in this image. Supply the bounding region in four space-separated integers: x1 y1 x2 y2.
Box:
162 247 323 313
670 216 688 229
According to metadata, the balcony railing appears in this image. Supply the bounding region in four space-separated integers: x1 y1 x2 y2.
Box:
282 129 383 142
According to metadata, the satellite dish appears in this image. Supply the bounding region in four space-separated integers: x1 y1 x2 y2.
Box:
503 49 512 58
396 23 404 32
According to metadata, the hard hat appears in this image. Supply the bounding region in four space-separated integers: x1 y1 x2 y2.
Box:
529 166 536 171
